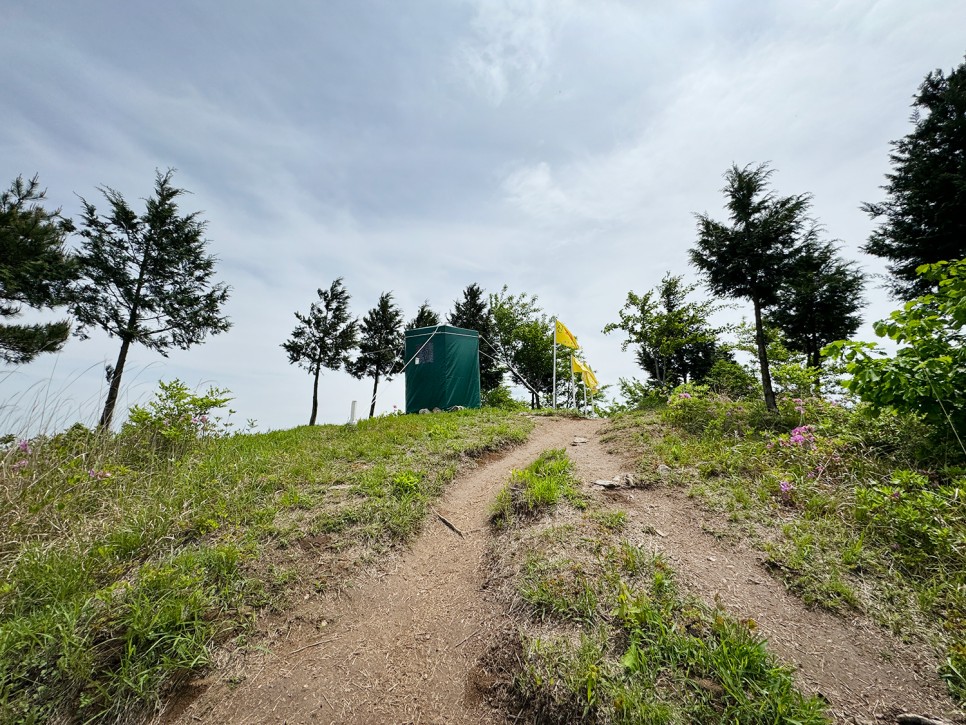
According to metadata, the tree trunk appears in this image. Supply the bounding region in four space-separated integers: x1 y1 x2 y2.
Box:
309 366 321 425
368 370 380 418
100 336 132 429
753 299 777 412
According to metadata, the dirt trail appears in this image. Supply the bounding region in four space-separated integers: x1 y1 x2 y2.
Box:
167 416 960 724
166 417 588 725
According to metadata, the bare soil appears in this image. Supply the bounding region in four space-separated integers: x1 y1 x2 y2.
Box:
164 416 962 724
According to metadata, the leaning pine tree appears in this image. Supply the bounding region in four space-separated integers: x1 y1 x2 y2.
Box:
282 278 358 426
349 292 403 418
72 170 231 428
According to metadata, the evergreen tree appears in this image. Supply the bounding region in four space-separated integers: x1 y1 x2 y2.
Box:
604 273 723 389
0 175 76 364
283 278 358 425
72 170 231 428
406 300 440 330
769 240 865 369
448 283 502 392
349 292 404 418
691 163 811 412
863 57 966 300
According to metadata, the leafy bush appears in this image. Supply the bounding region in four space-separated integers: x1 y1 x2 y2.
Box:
482 385 528 411
825 259 966 451
702 359 758 399
120 379 234 456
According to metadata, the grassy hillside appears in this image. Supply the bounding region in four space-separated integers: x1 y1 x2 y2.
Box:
607 388 966 702
0 408 532 723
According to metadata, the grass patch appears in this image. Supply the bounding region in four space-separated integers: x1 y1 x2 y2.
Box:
486 454 828 723
0 407 532 722
490 448 584 528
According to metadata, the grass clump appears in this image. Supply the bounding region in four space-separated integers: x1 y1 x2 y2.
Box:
489 495 827 722
611 385 966 701
490 448 583 528
0 382 532 723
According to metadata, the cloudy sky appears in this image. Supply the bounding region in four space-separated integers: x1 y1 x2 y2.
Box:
2 1 965 432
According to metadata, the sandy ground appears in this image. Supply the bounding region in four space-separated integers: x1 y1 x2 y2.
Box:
163 416 961 724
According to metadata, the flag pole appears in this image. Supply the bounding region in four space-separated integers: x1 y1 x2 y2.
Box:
569 355 575 408
552 318 557 409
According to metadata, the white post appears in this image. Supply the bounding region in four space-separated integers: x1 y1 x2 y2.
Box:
349 400 357 424
552 318 557 409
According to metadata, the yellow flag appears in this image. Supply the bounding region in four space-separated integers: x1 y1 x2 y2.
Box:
555 319 578 349
571 356 589 374
582 369 599 391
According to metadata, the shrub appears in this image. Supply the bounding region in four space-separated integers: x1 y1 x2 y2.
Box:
120 380 234 457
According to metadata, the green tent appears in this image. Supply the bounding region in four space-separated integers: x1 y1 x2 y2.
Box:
404 325 481 413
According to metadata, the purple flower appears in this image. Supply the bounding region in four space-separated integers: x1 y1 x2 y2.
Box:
779 480 794 493
678 392 692 399
12 459 28 472
17 440 30 454
88 469 111 481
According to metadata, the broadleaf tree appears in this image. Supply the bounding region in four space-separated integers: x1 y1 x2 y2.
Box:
0 175 76 364
448 283 502 393
72 170 231 428
604 273 724 389
349 291 404 418
768 239 865 369
863 57 966 300
489 287 556 408
406 300 440 330
690 163 812 412
283 278 358 425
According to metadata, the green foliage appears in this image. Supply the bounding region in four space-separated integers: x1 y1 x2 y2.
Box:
406 300 440 330
489 287 554 408
702 358 758 399
621 389 966 702
863 56 966 300
72 170 231 428
0 408 532 721
613 377 668 411
604 273 725 389
348 291 404 418
490 449 582 528
121 379 234 456
481 385 528 411
0 174 76 364
448 283 502 392
510 538 827 722
825 259 966 445
768 239 865 368
691 163 815 412
282 278 358 425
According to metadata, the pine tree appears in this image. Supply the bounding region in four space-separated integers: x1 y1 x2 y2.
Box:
72 170 231 428
448 283 502 392
349 292 404 418
863 57 966 299
769 240 865 369
691 163 811 412
406 300 440 330
283 278 358 425
0 175 76 364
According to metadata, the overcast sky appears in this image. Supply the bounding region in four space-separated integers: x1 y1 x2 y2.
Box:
2 1 965 433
